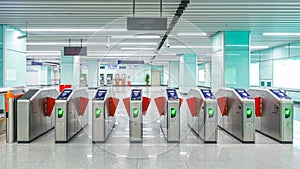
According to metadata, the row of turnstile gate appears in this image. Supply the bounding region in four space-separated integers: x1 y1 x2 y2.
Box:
5 88 89 143
4 86 294 144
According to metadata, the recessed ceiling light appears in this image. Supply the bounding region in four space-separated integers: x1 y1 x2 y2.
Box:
111 35 160 39
169 46 212 49
250 46 269 49
263 33 300 36
177 33 207 36
26 42 158 46
21 28 127 32
120 47 156 50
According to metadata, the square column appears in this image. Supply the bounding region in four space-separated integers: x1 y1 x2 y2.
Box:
61 54 80 87
211 31 250 92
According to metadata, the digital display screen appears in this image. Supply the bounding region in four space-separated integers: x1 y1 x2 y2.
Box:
201 89 215 99
166 89 178 100
64 47 87 56
57 89 73 100
94 89 107 100
270 89 291 99
235 89 252 99
131 89 142 100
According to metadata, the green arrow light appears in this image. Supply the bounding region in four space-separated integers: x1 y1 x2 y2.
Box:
95 108 102 118
58 108 64 118
246 108 253 118
171 108 177 118
133 108 139 118
208 108 214 118
285 108 291 118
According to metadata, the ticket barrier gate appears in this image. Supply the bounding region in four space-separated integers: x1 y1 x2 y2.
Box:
248 88 293 143
99 74 105 87
186 88 218 143
17 88 59 143
216 88 255 143
123 89 151 143
92 89 119 143
5 89 25 143
55 88 89 143
154 89 182 143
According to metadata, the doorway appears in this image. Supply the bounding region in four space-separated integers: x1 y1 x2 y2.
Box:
151 70 161 86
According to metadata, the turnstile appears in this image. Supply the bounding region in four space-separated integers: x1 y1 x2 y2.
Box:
92 89 119 143
99 74 104 87
216 88 255 143
248 88 293 143
17 88 59 143
55 88 89 143
129 89 143 142
5 89 25 143
159 89 180 142
187 88 218 143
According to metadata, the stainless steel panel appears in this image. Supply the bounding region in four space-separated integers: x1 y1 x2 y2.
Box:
203 100 218 142
55 101 68 142
167 101 180 142
7 98 18 143
92 101 105 142
130 101 142 142
16 100 30 142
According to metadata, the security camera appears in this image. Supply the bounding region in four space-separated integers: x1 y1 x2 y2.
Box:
166 42 170 48
165 38 170 48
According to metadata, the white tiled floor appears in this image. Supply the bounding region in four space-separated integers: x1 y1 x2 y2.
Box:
1 87 300 169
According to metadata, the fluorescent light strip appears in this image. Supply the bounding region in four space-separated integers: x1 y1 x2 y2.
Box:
263 33 300 36
169 46 212 49
177 33 207 36
27 51 60 53
26 42 157 46
250 46 269 49
26 53 61 56
118 42 158 45
111 35 160 39
21 28 127 32
121 47 156 50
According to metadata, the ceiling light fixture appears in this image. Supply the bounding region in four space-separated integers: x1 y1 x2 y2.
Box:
21 28 127 32
26 42 158 46
120 47 156 50
177 33 207 36
111 35 161 39
263 33 300 36
169 46 212 49
250 46 269 49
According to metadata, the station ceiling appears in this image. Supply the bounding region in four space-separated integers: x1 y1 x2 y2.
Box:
1 0 300 64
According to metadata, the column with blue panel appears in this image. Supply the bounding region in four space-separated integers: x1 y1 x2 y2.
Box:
61 54 74 85
179 53 197 93
211 32 224 92
3 25 27 87
169 61 179 88
47 66 51 85
61 54 80 87
224 31 250 89
0 25 26 109
211 31 251 90
88 59 98 88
